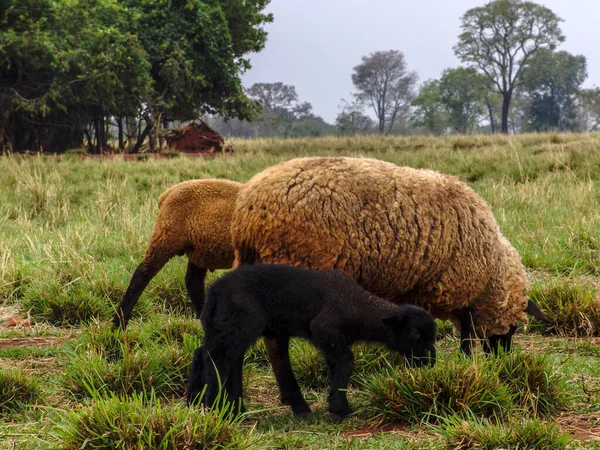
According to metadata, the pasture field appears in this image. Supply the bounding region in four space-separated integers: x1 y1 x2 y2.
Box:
1 133 600 449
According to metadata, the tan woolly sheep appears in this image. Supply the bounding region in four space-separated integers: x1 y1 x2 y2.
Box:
231 156 547 355
113 179 241 329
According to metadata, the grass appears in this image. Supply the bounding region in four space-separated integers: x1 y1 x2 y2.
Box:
2 133 600 448
437 415 572 450
52 392 257 450
0 368 41 416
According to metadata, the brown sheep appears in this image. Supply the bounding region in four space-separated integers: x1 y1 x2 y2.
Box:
113 179 241 329
230 156 547 353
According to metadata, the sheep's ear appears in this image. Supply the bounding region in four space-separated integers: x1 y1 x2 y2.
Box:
526 300 551 323
382 315 404 329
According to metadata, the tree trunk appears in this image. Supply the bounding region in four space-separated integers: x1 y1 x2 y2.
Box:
487 101 496 134
117 117 124 151
501 92 512 134
130 120 153 154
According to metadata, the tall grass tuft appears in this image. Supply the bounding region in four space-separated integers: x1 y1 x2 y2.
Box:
0 368 41 415
491 349 569 416
53 392 258 450
528 277 600 337
438 415 571 450
62 317 202 399
359 355 516 424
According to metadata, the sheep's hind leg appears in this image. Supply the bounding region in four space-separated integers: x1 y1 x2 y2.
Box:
185 262 207 317
483 325 517 355
265 337 312 417
313 330 354 422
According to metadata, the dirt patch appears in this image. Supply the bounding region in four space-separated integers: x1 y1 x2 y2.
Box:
558 413 600 440
0 337 66 348
343 421 410 438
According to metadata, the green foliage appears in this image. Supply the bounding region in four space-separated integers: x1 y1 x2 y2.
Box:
455 0 565 133
412 80 447 135
520 49 588 131
439 67 487 134
352 50 418 134
53 392 257 449
438 415 571 450
0 368 41 415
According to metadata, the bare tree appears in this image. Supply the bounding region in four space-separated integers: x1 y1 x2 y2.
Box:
351 50 417 134
454 0 564 134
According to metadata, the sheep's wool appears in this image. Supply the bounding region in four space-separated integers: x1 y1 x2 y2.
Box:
231 157 529 336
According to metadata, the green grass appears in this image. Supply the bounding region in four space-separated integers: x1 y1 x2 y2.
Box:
52 392 257 450
0 368 42 416
2 133 600 448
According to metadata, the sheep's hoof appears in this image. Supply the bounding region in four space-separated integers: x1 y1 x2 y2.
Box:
294 410 313 420
329 412 346 423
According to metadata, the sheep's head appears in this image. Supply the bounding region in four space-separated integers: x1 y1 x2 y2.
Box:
382 305 436 367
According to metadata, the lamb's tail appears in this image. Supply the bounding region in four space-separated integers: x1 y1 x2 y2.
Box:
526 300 551 323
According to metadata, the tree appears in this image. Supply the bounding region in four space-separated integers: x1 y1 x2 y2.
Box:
520 49 587 131
455 0 564 133
351 50 417 134
580 88 600 131
247 82 298 111
411 80 446 135
0 0 272 153
335 100 373 135
439 67 487 134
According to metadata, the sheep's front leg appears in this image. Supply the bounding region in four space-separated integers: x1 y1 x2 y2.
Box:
483 325 516 355
312 330 354 422
113 258 168 329
265 337 312 416
184 262 207 317
457 307 476 355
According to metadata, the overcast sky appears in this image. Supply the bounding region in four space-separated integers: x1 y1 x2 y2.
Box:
241 0 600 124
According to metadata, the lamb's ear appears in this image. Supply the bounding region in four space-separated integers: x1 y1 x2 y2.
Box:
382 314 406 329
526 300 551 323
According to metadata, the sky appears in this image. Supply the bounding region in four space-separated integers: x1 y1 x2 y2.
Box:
241 0 600 124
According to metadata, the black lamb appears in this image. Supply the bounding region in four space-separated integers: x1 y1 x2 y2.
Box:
187 263 436 421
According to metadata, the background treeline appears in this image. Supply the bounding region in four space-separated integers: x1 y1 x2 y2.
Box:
0 0 272 153
3 0 600 152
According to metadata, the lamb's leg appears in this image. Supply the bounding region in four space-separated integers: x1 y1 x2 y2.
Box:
113 258 168 329
457 307 476 356
313 331 354 422
483 325 517 355
185 262 207 317
226 353 246 415
265 337 312 416
203 347 233 409
186 346 206 405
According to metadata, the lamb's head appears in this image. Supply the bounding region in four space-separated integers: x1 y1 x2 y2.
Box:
382 305 436 367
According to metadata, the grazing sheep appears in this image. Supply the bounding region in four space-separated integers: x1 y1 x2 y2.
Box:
113 179 241 329
187 263 436 421
231 156 547 356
